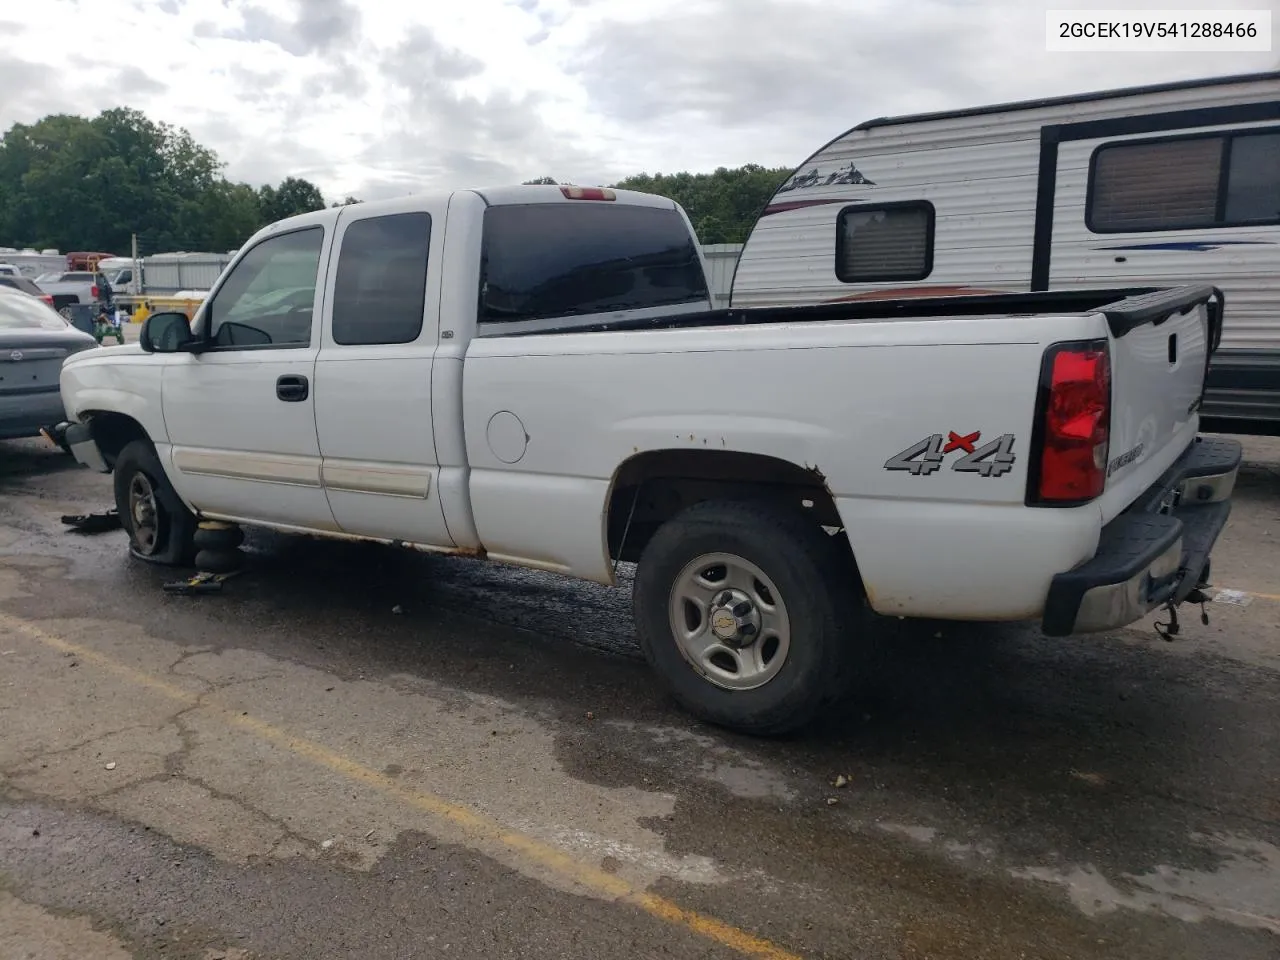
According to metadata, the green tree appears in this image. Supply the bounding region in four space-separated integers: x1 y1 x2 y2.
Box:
0 107 327 254
258 176 326 223
611 164 793 243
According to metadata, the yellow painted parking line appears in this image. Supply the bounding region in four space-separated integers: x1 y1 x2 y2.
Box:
0 612 803 960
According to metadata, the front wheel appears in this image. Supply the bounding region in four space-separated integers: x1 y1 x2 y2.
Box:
113 440 197 566
633 499 862 736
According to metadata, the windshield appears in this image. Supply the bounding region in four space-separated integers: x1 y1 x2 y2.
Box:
0 290 70 330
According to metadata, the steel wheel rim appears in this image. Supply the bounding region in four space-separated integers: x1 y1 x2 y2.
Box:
668 552 791 691
128 472 162 556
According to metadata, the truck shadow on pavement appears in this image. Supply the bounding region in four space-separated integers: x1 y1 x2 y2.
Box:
0 439 80 484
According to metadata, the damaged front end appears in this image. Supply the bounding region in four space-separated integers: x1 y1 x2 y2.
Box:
40 419 110 472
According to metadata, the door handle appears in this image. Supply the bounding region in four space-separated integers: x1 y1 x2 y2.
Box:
276 375 309 402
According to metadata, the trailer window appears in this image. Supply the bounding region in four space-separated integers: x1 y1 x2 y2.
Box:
478 203 709 333
331 212 431 346
1088 129 1280 231
1224 133 1280 223
836 203 934 283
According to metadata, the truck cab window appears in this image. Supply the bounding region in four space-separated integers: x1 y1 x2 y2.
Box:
478 203 709 333
205 227 323 349
331 213 431 345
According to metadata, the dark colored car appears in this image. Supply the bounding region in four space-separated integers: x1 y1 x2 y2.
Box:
0 285 98 440
0 275 57 309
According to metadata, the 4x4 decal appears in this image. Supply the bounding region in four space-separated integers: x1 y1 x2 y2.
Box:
885 431 1016 478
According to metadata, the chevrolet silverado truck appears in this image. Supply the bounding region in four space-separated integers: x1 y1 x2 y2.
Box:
55 185 1241 735
37 271 104 315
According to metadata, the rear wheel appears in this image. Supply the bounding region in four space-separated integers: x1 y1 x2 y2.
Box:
113 440 197 566
633 499 862 736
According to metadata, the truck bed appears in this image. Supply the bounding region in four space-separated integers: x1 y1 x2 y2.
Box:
478 285 1224 346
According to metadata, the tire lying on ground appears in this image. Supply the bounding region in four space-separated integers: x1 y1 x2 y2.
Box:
113 440 197 566
632 498 863 737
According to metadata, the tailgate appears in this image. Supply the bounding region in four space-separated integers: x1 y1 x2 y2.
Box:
1098 286 1222 521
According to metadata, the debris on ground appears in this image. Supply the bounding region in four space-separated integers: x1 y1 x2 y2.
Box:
105 762 116 770
162 571 242 595
833 774 850 789
826 797 839 806
60 508 122 534
320 839 336 850
1212 589 1253 607
392 605 404 615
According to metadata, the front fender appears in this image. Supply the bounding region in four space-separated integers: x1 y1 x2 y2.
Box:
60 356 167 444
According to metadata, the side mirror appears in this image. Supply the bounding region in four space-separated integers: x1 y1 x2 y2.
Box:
139 312 200 354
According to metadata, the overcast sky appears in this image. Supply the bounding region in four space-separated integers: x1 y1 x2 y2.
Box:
0 0 1275 201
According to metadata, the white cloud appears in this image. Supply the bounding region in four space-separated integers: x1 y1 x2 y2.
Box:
0 0 1274 201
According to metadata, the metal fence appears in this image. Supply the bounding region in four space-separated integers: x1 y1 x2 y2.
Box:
701 244 743 306
140 253 235 294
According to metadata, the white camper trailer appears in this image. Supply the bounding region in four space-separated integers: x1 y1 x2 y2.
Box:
731 71 1280 432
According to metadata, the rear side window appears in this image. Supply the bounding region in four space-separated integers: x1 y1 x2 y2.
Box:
836 203 934 283
479 203 708 331
331 213 431 346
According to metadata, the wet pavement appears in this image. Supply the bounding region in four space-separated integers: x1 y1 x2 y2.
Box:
1 435 1278 960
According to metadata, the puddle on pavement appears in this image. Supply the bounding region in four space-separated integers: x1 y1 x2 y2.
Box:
1013 833 1280 935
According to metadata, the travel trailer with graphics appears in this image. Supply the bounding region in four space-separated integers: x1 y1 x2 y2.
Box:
731 71 1280 433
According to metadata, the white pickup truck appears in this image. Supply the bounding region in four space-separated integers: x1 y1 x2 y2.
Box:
56 184 1241 735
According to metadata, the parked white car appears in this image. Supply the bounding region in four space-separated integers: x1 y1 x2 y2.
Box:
55 184 1241 734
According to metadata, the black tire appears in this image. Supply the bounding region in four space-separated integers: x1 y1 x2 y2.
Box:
113 440 197 566
633 499 863 737
193 548 243 574
194 523 245 551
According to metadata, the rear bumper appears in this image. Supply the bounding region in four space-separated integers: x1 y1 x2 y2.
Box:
1041 435 1241 637
0 390 67 440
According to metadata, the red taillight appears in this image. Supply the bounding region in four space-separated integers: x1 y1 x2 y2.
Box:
559 186 616 201
1031 340 1111 504
40 295 53 306
91 285 99 298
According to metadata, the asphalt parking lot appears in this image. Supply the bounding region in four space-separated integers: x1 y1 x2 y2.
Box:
1 433 1278 960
